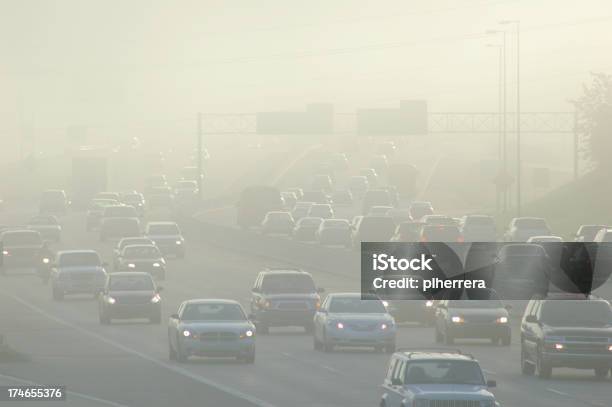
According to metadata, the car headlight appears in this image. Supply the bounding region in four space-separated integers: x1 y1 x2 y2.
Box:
175 240 182 245
496 316 508 324
381 323 389 330
127 263 136 268
451 316 464 324
107 297 116 305
554 343 564 350
2 250 8 255
336 322 344 329
608 345 612 352
425 300 434 307
260 299 271 309
182 329 191 337
42 257 50 264
151 294 161 304
382 300 389 308
152 262 161 267
240 329 254 339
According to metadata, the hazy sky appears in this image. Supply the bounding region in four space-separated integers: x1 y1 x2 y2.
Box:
2 0 612 142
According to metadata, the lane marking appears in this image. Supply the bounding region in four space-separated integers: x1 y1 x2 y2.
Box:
5 292 277 407
280 352 340 374
546 387 569 397
0 373 129 407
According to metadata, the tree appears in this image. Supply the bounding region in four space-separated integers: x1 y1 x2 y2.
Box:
572 73 612 172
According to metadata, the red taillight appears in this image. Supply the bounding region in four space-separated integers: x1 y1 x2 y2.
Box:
457 236 464 242
420 237 428 242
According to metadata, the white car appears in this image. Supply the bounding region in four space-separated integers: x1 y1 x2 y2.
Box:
460 214 497 242
527 235 563 243
504 217 551 242
261 211 295 235
313 293 396 353
145 222 185 258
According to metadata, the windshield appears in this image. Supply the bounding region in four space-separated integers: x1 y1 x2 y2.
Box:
329 298 387 313
122 194 142 203
261 274 316 293
298 217 322 227
2 232 42 246
502 244 545 257
91 199 118 209
148 224 180 235
123 245 160 258
404 360 484 385
29 217 57 225
324 220 349 228
540 301 612 326
59 252 101 267
110 276 154 291
105 206 137 217
119 239 152 249
516 218 547 228
466 217 495 226
181 303 246 321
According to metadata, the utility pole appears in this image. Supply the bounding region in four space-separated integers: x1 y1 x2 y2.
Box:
197 112 203 200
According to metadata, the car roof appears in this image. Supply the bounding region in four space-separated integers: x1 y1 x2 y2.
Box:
182 299 240 306
57 249 99 255
110 271 152 278
147 221 178 226
261 268 309 275
396 350 475 361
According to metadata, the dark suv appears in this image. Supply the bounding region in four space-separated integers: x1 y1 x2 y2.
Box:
250 269 324 334
520 294 612 379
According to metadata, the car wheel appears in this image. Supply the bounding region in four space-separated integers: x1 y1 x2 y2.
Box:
313 334 322 351
537 349 552 379
594 367 609 378
176 341 187 363
521 346 535 375
168 336 177 361
52 288 64 301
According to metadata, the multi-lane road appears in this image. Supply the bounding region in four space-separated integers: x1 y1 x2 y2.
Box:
1 205 610 407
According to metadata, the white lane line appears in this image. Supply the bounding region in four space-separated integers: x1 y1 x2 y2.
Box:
281 352 340 374
5 293 277 407
546 388 570 397
0 373 129 407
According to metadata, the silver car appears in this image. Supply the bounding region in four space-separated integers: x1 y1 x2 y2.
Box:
313 293 396 353
50 250 108 300
168 299 256 363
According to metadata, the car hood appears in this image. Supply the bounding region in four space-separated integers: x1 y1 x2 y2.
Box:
147 234 182 240
543 325 612 338
58 266 105 273
406 384 493 399
179 321 253 332
328 313 392 322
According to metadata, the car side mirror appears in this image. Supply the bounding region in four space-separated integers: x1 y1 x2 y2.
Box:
317 287 325 294
391 378 403 386
525 315 538 323
487 380 497 388
170 313 179 320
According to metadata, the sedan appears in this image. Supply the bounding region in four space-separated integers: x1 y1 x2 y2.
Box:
168 299 256 363
116 244 166 280
99 272 162 324
313 293 396 353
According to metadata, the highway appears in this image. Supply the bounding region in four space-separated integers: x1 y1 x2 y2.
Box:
1 205 610 407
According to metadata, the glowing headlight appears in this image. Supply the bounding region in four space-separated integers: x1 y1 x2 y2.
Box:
336 322 344 329
151 294 161 304
42 257 50 264
182 330 191 337
496 316 508 324
107 297 116 305
608 345 612 352
381 323 388 330
2 250 8 255
152 262 161 267
425 300 434 307
242 329 254 338
382 300 389 308
127 263 136 268
451 316 464 324
175 240 182 245
554 343 564 350
261 300 271 309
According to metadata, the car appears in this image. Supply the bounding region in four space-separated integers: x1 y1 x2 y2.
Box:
280 191 298 209
370 154 389 173
311 174 333 192
460 215 497 242
100 217 140 242
291 201 314 221
144 175 168 196
99 272 162 324
386 208 412 224
377 141 396 156
527 235 563 243
27 215 61 242
261 211 295 235
0 229 47 274
330 190 353 206
179 166 204 183
520 294 612 379
375 274 435 325
86 199 120 231
112 237 156 269
493 244 549 299
368 205 393 217
301 190 330 204
147 192 175 211
353 216 396 247
359 168 379 186
409 201 434 220
390 221 424 242
101 204 139 221
120 191 146 216
313 293 396 352
250 269 323 334
237 186 283 229
173 180 198 196
40 189 68 214
504 217 551 242
292 217 324 242
307 203 334 219
381 350 499 407
593 228 612 242
421 214 456 226
145 222 185 258
116 244 166 280
434 289 511 345
94 191 121 202
348 175 369 198
168 299 255 363
329 152 349 171
420 225 463 242
316 219 352 247
286 187 304 200
574 224 608 242
362 189 392 215
49 250 108 300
